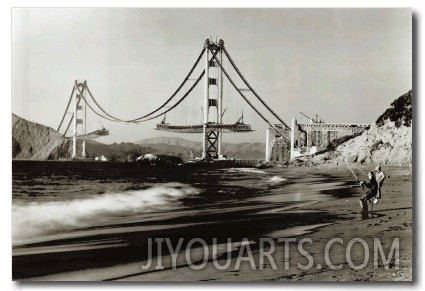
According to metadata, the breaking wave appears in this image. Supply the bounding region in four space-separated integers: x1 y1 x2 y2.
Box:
226 168 267 174
12 182 200 242
267 176 287 184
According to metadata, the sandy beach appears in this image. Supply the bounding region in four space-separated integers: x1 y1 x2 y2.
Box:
12 161 412 281
114 165 413 282
10 7 414 286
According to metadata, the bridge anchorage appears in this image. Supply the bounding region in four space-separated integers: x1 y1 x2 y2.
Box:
266 113 371 163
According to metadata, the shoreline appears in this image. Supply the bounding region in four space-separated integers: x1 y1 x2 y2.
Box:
13 165 412 281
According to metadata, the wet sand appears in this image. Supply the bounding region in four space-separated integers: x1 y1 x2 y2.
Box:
12 162 412 281
113 165 412 282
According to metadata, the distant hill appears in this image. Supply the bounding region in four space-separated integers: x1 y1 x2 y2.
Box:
136 136 266 160
313 90 412 165
84 140 157 162
136 136 200 148
12 114 266 161
223 142 266 160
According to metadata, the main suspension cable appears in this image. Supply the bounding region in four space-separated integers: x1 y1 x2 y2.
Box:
223 46 291 131
62 91 83 137
63 113 74 137
134 47 220 123
62 86 117 138
209 47 292 144
85 47 206 123
76 87 121 122
136 70 205 122
57 86 75 132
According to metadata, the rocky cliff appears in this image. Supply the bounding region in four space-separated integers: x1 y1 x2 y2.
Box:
12 114 71 159
312 90 412 165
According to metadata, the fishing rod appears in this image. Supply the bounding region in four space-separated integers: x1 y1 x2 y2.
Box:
346 161 378 197
346 161 378 214
345 161 360 183
351 163 367 176
345 161 369 194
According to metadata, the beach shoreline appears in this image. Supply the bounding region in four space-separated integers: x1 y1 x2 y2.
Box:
114 165 412 282
12 164 412 281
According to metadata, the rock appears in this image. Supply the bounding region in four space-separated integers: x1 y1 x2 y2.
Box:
12 114 71 160
312 90 412 166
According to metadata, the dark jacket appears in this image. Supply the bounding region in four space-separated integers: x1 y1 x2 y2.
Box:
361 179 378 198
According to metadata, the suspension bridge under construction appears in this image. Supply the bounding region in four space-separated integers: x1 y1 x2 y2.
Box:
56 39 370 163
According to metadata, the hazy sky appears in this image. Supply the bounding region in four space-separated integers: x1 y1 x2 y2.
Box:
12 8 412 144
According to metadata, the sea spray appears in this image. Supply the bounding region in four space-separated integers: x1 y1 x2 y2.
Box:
12 182 200 242
267 176 287 184
226 168 267 174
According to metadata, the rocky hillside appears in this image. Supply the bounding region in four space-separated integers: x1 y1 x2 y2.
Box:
312 90 412 165
12 114 71 159
376 90 412 127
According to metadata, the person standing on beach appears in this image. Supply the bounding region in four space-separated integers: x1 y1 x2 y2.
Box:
359 172 379 214
374 164 386 199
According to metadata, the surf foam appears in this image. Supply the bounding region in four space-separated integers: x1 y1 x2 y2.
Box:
267 176 287 184
227 168 267 174
12 182 200 242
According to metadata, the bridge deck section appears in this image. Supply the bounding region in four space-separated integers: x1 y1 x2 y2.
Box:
299 123 371 132
156 123 253 133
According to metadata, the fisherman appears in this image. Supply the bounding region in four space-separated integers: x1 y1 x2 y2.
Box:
374 164 386 199
359 172 379 214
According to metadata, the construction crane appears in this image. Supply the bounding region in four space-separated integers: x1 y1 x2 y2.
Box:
299 112 325 123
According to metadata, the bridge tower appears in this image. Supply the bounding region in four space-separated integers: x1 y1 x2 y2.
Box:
202 39 224 159
155 39 253 157
57 80 110 159
72 80 87 159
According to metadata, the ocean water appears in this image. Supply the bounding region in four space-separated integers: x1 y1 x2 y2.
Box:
12 160 350 280
12 161 225 243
